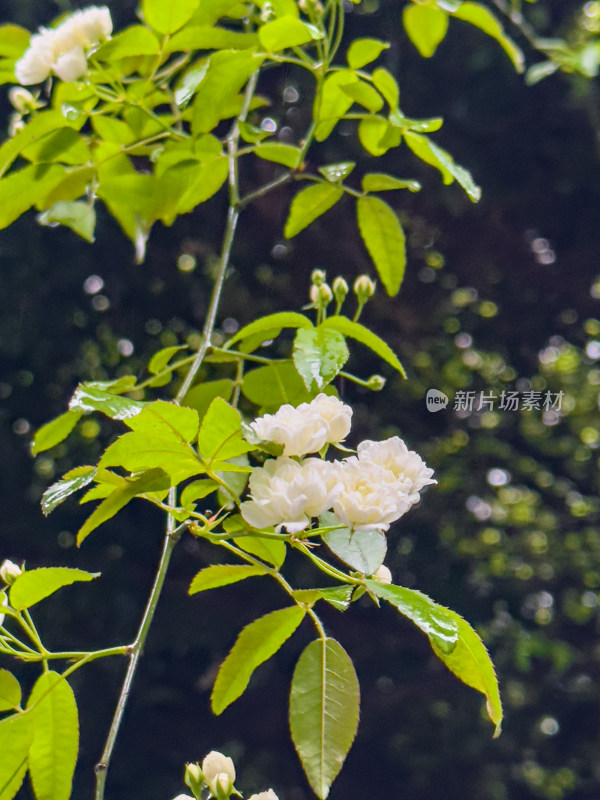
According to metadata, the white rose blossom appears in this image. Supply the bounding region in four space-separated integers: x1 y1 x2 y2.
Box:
357 437 436 504
15 6 112 85
248 791 279 800
241 457 342 534
333 458 410 532
249 394 352 456
201 751 236 795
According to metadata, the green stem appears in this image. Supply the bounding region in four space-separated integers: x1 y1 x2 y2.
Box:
94 67 260 800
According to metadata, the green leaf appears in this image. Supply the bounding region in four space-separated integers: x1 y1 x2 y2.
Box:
402 4 449 58
321 515 386 574
339 80 383 113
38 201 96 243
293 586 354 612
319 316 406 377
232 536 287 568
192 50 265 135
346 38 389 70
41 466 96 516
21 128 89 166
284 183 344 238
289 638 359 799
0 671 21 712
0 111 79 179
362 173 421 193
142 0 200 33
452 1 524 72
0 24 30 59
314 70 358 141
190 0 249 25
259 16 320 52
98 432 201 485
26 672 79 800
429 607 503 736
293 327 349 391
0 714 32 800
0 165 66 230
189 564 269 594
124 400 199 442
69 382 146 420
356 195 406 296
358 116 401 157
364 580 459 655
95 26 161 59
184 379 234 421
226 311 312 349
31 411 82 456
77 468 171 544
318 162 355 183
255 142 302 168
241 361 313 410
10 568 99 610
197 398 254 463
166 25 258 52
404 131 481 202
180 479 218 506
371 67 399 109
148 345 189 375
212 606 305 713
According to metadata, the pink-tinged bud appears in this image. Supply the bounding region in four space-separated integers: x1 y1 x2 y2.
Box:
332 276 349 304
353 274 376 302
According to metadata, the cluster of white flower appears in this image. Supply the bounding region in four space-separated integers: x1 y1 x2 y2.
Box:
15 6 112 85
175 751 278 800
241 396 435 535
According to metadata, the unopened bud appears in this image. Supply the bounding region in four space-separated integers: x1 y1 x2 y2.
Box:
9 87 35 114
0 560 21 585
366 374 386 391
184 763 203 797
212 772 234 800
201 752 236 795
373 564 392 584
310 282 333 307
310 268 327 286
332 277 349 304
353 274 376 301
8 113 25 137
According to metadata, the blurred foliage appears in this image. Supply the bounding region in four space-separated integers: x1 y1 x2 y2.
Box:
2 0 600 800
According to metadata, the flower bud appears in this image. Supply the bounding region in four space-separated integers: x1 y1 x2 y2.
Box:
212 772 234 799
8 87 35 114
201 752 236 797
8 114 25 137
373 564 392 584
310 268 327 286
366 374 386 391
184 763 203 797
332 276 349 305
353 274 376 302
0 560 21 585
248 791 279 800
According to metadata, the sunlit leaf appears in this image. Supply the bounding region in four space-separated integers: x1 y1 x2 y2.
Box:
452 2 524 72
284 183 344 238
184 379 234 421
31 411 82 456
255 142 302 168
189 564 269 594
241 361 313 410
358 116 400 156
167 25 258 52
212 606 305 713
197 397 254 463
0 671 21 712
225 311 312 349
318 162 355 182
402 4 449 58
321 515 386 574
319 316 406 377
259 16 320 52
429 607 503 736
314 70 358 141
293 327 349 391
290 638 359 799
356 195 406 296
41 466 96 516
142 0 200 33
404 131 481 201
0 714 32 800
95 25 161 59
0 24 30 59
10 567 99 611
346 38 389 70
124 400 199 442
77 468 171 544
339 80 383 113
38 201 96 243
69 382 146 420
26 672 79 800
362 173 421 193
371 67 399 109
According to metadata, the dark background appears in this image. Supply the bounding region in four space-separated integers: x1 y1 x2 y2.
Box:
2 1 600 799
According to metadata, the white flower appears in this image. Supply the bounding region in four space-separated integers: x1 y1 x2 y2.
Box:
373 564 392 583
241 457 342 534
172 795 194 800
357 437 436 504
333 458 410 532
0 560 22 585
0 593 7 627
248 791 279 800
201 751 236 791
249 394 352 456
15 6 112 85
